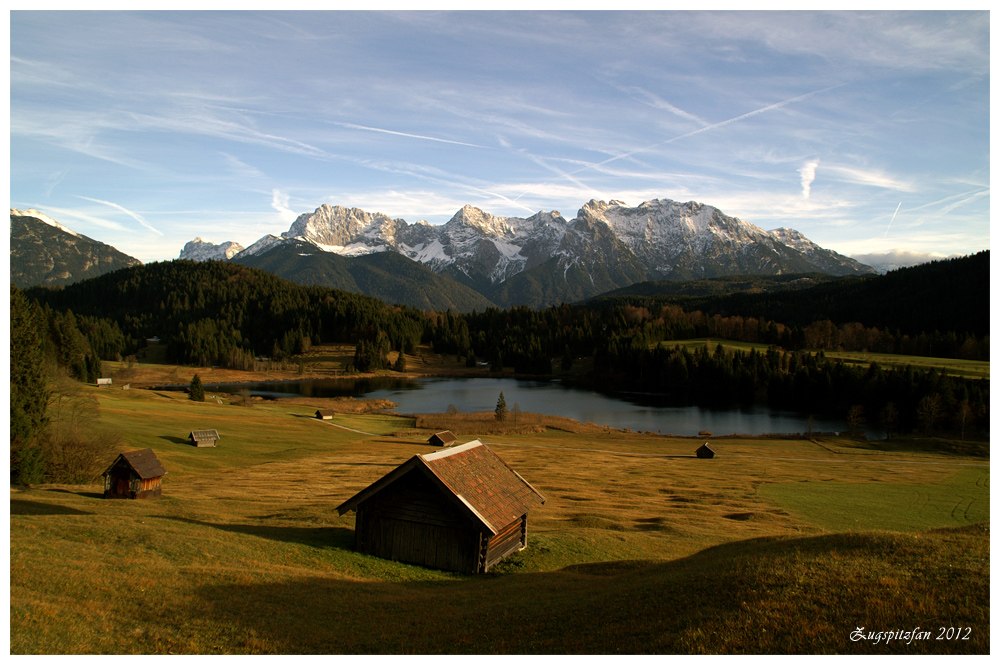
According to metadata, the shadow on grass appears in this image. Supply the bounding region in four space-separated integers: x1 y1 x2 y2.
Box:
154 515 354 550
11 499 93 516
160 436 192 446
43 488 104 499
184 524 988 655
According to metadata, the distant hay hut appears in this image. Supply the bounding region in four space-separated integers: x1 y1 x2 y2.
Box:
427 430 457 447
315 409 334 420
696 443 716 459
102 449 167 499
336 440 546 574
97 378 112 387
189 429 220 447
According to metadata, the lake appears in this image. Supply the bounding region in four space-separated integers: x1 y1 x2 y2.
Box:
186 376 876 438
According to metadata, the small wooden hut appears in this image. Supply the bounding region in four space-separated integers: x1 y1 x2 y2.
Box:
427 430 457 447
102 449 167 499
336 440 546 574
189 430 220 447
696 442 715 459
315 409 334 420
97 378 112 387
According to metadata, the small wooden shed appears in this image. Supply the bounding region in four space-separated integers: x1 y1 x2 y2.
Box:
97 378 112 387
189 430 220 447
427 430 457 447
696 442 716 459
102 449 167 499
315 409 334 420
336 440 546 574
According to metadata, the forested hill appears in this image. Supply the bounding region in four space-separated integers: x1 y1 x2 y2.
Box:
232 241 495 313
26 260 429 367
586 251 989 339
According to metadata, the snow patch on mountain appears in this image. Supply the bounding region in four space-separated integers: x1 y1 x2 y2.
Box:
11 208 80 237
232 235 287 259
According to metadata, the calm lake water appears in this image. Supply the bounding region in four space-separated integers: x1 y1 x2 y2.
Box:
188 376 876 438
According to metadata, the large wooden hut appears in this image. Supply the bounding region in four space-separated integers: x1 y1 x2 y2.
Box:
427 430 457 447
336 440 546 574
102 449 167 499
189 430 220 447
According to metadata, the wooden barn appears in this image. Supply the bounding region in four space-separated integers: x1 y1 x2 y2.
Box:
315 409 334 420
696 442 716 459
336 440 546 574
189 430 220 447
427 430 457 447
102 449 167 499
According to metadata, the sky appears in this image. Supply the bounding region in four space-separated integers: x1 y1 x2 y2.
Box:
8 9 991 265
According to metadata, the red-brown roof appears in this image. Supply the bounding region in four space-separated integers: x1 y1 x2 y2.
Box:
429 430 457 444
103 448 167 479
336 440 545 533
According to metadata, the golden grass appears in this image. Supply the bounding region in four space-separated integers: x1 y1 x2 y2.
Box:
10 385 990 654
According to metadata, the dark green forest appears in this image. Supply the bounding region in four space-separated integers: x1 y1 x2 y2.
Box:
591 251 989 341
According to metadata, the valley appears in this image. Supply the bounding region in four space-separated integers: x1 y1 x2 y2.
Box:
9 384 990 654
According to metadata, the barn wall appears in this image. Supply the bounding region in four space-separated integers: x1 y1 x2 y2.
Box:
103 463 162 499
484 515 527 571
354 470 482 574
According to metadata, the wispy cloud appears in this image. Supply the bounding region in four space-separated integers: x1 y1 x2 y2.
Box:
270 189 298 224
822 165 915 192
799 160 819 198
75 196 163 235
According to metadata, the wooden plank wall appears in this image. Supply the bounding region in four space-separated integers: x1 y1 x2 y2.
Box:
483 515 527 571
355 470 482 574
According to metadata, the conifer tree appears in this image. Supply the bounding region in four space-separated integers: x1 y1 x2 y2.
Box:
10 286 50 484
495 391 507 422
189 373 205 402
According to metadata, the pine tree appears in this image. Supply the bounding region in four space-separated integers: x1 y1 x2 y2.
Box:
189 373 205 402
10 286 50 484
495 391 507 422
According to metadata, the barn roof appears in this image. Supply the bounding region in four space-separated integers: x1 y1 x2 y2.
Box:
103 448 167 479
189 429 220 442
429 430 457 444
316 409 334 417
336 440 545 534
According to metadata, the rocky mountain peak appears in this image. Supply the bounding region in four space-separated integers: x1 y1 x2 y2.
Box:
179 238 245 261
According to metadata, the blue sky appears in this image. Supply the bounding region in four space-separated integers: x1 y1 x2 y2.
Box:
9 10 991 265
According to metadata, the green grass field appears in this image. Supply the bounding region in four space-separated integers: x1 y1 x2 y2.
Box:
10 385 990 654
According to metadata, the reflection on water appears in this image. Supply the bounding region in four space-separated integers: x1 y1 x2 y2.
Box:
180 376 875 438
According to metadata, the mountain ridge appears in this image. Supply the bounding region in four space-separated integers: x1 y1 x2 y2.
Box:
181 197 875 308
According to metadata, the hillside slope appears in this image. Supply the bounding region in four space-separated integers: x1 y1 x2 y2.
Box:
232 241 495 312
10 211 141 287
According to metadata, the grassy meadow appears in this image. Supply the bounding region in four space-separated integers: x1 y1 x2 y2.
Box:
10 383 990 654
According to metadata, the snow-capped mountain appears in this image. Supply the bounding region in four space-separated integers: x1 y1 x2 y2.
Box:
187 198 875 307
179 237 245 261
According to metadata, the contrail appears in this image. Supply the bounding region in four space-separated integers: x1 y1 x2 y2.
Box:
568 81 851 177
884 202 902 236
75 195 164 235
